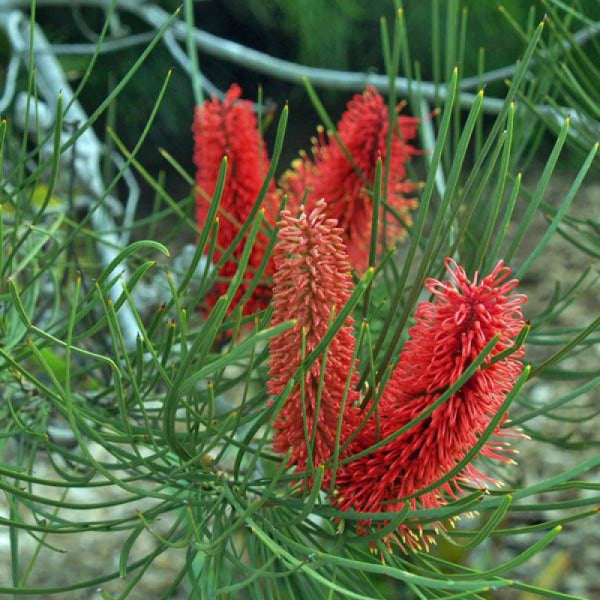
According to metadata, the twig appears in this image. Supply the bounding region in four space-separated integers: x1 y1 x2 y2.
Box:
0 55 20 113
459 20 600 90
162 29 223 99
2 0 598 125
45 31 156 55
418 99 446 201
111 151 139 246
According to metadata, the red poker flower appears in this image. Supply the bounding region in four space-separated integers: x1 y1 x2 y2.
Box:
333 259 527 552
269 199 362 474
279 87 420 272
193 84 277 315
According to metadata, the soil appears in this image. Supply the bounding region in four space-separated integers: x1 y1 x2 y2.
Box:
489 171 600 600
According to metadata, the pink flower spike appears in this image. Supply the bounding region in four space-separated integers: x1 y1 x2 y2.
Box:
333 258 528 553
278 86 421 272
193 84 278 316
268 199 361 476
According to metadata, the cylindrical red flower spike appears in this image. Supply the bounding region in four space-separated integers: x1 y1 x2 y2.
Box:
193 84 277 315
279 87 420 272
333 259 527 552
268 199 361 475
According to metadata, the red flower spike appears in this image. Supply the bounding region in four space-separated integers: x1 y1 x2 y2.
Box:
193 84 277 315
269 199 361 475
333 259 528 552
279 87 420 272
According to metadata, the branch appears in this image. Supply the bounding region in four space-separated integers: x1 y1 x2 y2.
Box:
3 0 599 126
0 55 20 113
43 31 156 55
139 2 493 111
459 20 600 90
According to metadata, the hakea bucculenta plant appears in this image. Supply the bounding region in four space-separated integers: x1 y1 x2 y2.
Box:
268 199 362 475
196 84 529 554
279 86 421 272
332 259 528 552
193 84 278 315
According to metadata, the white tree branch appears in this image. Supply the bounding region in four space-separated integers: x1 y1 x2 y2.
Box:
3 0 597 135
0 55 20 113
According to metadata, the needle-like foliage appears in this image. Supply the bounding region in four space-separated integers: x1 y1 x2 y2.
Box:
0 1 598 598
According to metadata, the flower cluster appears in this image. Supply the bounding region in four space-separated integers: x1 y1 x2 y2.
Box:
332 259 527 551
268 200 361 473
192 85 420 316
270 246 527 551
192 84 277 316
192 84 528 554
279 86 420 272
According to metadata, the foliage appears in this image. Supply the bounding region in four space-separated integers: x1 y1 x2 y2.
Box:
0 0 598 598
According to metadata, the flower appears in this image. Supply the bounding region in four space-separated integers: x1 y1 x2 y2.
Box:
279 87 420 272
268 199 361 474
193 84 277 315
333 259 527 552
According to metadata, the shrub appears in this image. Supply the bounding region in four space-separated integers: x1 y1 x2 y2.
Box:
0 1 598 597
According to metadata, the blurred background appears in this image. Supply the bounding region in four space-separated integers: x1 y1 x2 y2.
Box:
8 0 597 198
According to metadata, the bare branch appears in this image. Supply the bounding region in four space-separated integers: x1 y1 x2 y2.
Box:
44 32 156 55
0 55 20 113
2 0 598 126
459 21 600 90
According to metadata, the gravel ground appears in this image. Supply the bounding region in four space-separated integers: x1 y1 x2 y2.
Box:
488 174 600 599
0 442 188 599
